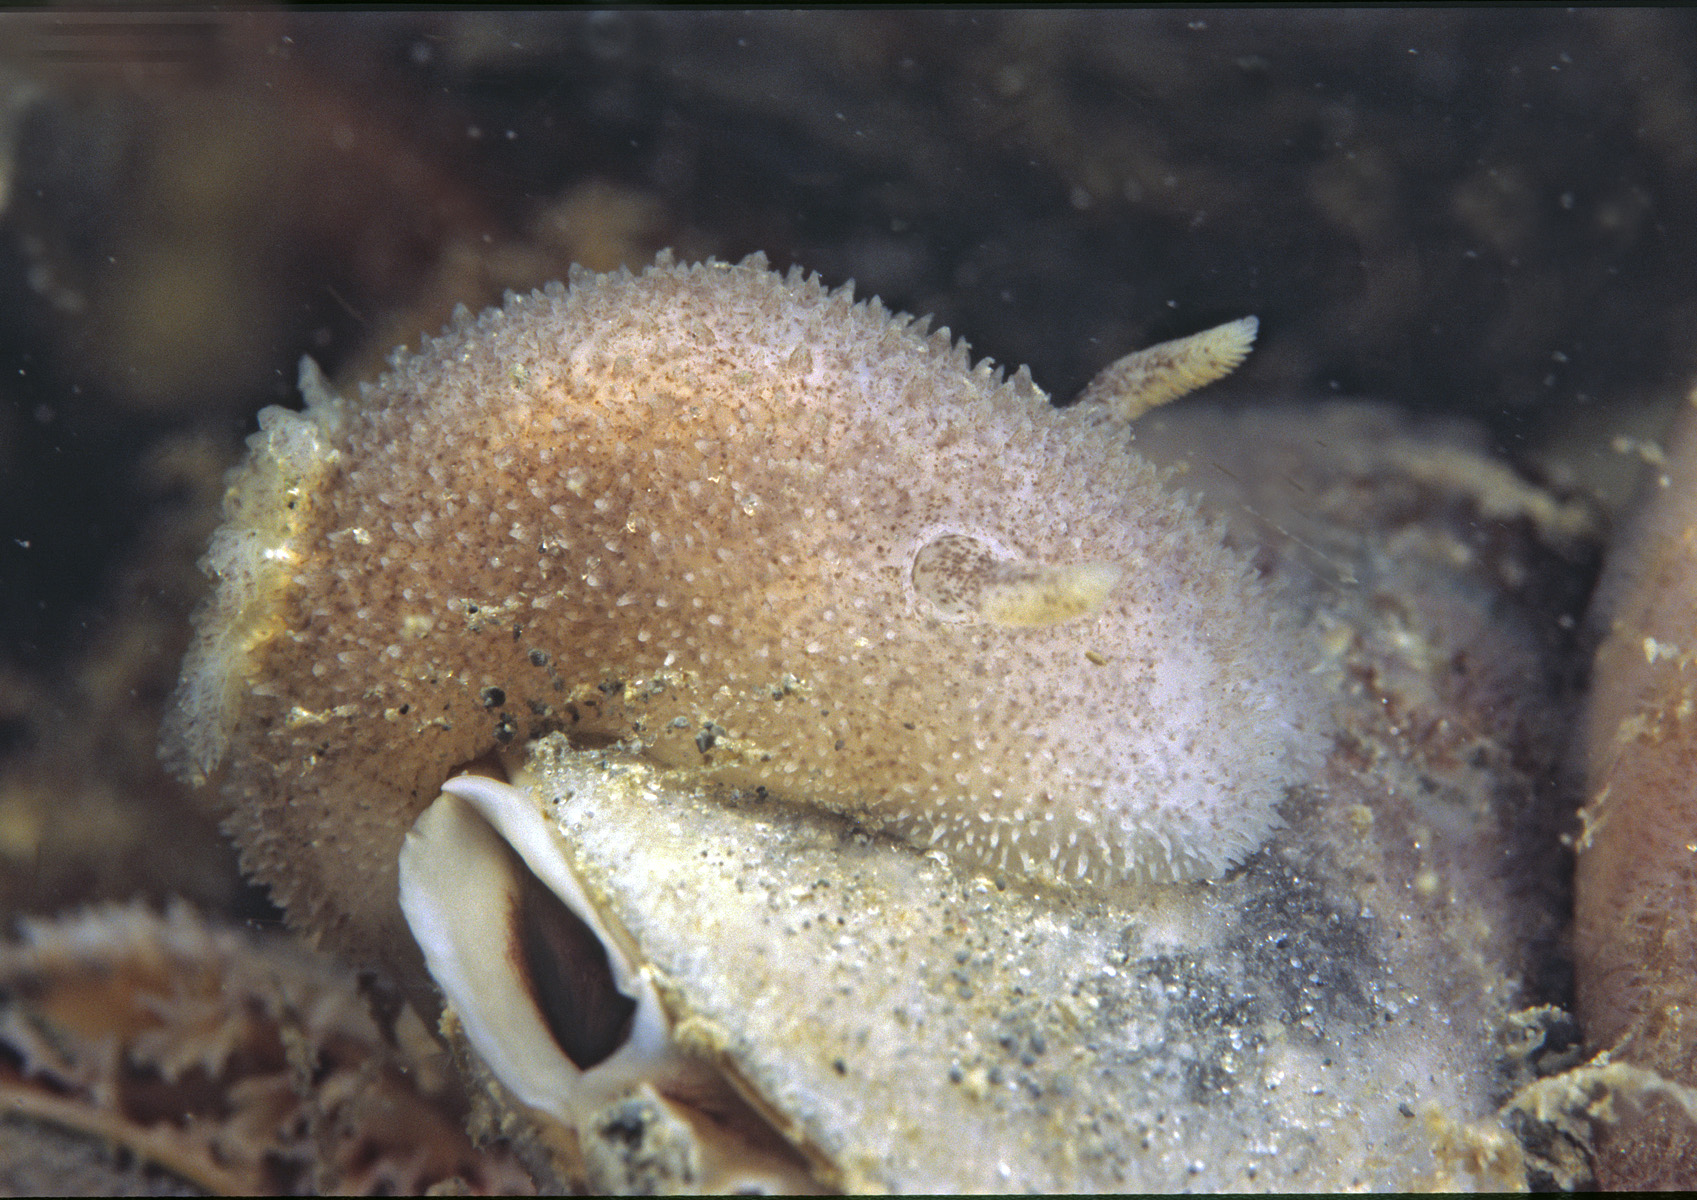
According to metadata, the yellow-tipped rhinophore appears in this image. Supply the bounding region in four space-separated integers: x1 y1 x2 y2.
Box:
1076 315 1259 422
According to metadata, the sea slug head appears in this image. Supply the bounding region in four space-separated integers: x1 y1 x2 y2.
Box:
160 250 1328 978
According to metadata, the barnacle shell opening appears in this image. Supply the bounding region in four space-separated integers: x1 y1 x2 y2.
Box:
398 771 818 1193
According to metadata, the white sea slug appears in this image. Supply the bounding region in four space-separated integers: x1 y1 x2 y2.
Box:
161 252 1326 966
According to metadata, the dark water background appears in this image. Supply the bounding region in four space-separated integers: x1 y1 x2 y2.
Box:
0 5 1688 936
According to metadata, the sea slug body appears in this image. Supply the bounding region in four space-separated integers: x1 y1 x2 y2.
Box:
162 252 1326 965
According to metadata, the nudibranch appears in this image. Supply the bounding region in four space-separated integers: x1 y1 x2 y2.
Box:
161 251 1323 971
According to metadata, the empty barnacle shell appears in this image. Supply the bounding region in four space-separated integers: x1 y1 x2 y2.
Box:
399 769 820 1194
395 732 1542 1193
